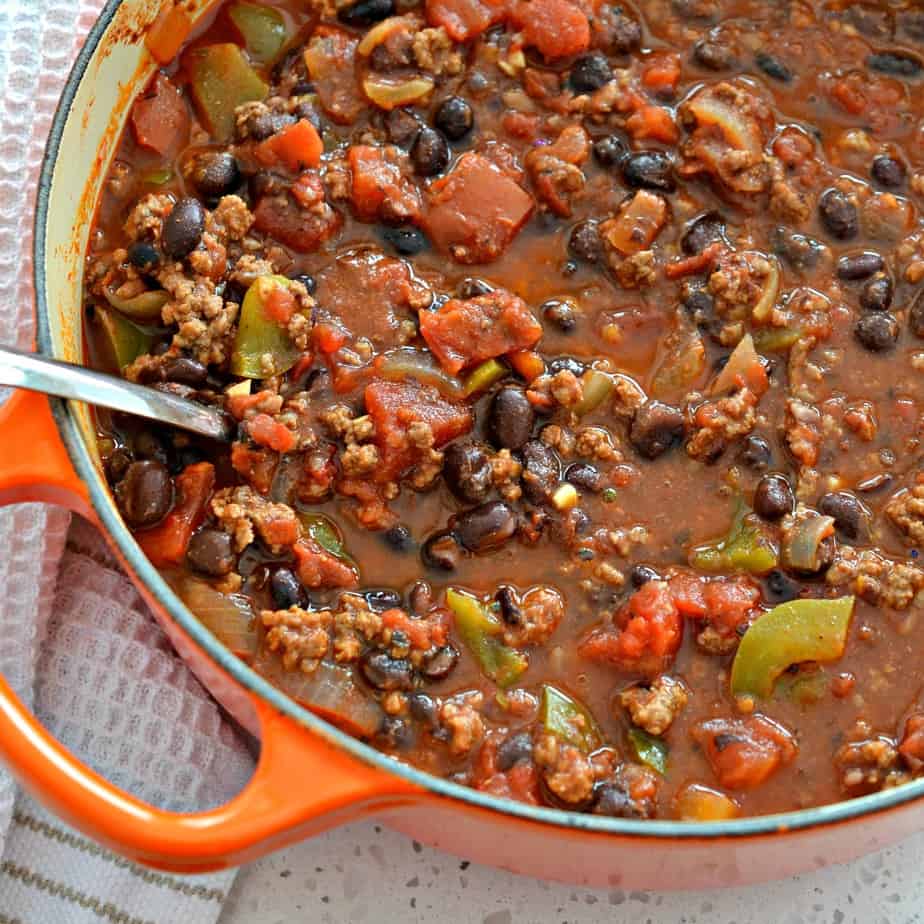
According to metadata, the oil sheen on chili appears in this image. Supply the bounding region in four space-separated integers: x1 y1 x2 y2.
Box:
85 0 924 821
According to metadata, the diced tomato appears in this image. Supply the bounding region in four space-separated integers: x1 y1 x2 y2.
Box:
381 607 449 650
253 182 343 253
145 4 192 65
642 52 682 96
364 378 473 479
664 241 726 280
478 764 541 804
227 389 271 420
137 462 214 566
579 580 683 676
423 152 534 264
425 0 508 42
338 477 395 529
899 714 924 772
692 715 797 790
513 0 590 61
303 29 364 125
130 74 189 156
230 443 278 495
254 119 323 173
503 111 541 140
312 320 351 354
292 539 358 589
626 105 679 143
263 284 297 325
347 145 421 223
419 289 542 375
508 348 545 383
599 189 668 257
703 578 760 634
248 414 297 453
669 572 707 617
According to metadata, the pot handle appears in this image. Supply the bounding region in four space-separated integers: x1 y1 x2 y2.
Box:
0 390 422 871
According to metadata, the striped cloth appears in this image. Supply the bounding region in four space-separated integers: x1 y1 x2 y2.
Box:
0 1 256 920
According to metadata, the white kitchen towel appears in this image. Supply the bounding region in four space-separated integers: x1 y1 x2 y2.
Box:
0 1 258 921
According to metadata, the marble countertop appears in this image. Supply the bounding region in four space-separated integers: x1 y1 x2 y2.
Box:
218 819 924 923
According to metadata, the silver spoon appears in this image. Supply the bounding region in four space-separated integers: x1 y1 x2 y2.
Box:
0 345 234 442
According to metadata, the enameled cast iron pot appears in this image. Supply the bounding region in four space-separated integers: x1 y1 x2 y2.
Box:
2 0 924 888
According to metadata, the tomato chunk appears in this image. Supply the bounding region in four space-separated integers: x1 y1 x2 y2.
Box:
253 177 343 253
419 289 542 375
513 0 590 60
254 119 323 173
347 145 421 224
130 74 189 156
248 414 297 453
137 462 214 566
292 539 358 589
365 378 473 479
423 153 534 264
692 715 797 790
579 580 683 677
230 443 278 495
425 0 508 42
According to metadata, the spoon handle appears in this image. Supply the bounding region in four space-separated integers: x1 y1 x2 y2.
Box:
0 345 233 442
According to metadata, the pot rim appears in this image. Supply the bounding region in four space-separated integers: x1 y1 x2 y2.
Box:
33 0 924 843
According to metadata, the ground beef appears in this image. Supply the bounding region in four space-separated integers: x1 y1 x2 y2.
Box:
261 605 333 672
210 486 301 552
835 733 908 795
501 585 565 647
785 398 822 468
708 251 775 323
886 479 924 547
490 448 523 501
412 26 464 76
827 546 924 610
524 125 590 218
158 269 239 366
331 593 384 662
533 732 595 805
768 158 811 223
439 697 486 757
619 675 688 736
686 387 757 461
123 193 174 243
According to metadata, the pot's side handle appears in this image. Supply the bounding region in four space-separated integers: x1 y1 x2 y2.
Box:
0 390 423 871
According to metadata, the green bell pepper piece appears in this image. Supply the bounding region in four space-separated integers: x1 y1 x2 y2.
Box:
753 326 801 354
228 2 288 65
231 275 301 378
104 286 168 322
299 512 351 562
94 307 154 371
186 43 269 142
573 369 615 416
731 596 855 698
463 359 507 396
691 503 778 575
446 588 528 688
627 727 668 775
540 685 602 753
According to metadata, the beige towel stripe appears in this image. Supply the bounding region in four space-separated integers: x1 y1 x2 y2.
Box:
12 812 226 903
0 861 158 924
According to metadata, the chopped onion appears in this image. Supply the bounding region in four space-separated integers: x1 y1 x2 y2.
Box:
363 75 434 110
375 348 464 397
782 515 835 573
104 286 169 321
179 577 258 659
357 16 410 56
712 333 767 396
750 256 780 322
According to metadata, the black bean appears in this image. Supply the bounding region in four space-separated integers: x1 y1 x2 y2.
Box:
867 50 923 78
421 531 463 571
565 462 602 493
408 692 438 725
854 312 899 352
248 170 281 202
162 197 205 260
411 126 450 176
361 651 414 691
682 284 715 320
569 53 612 92
753 473 794 521
375 716 414 750
592 134 628 168
127 241 160 272
755 51 792 82
818 189 858 240
167 356 210 387
385 108 421 148
621 151 675 192
520 439 560 503
384 524 414 552
592 781 642 818
542 298 578 332
910 289 924 338
288 272 316 294
434 96 474 141
420 644 459 680
681 211 725 255
772 227 826 271
133 430 171 467
871 154 906 189
443 441 493 503
114 460 173 527
270 568 307 608
456 277 493 298
496 732 533 771
763 569 802 604
495 585 522 624
629 400 685 459
364 589 403 611
546 356 585 377
568 220 601 264
692 39 735 71
105 448 132 485
818 492 867 541
408 580 433 615
186 528 235 576
379 225 428 255
739 434 772 470
188 151 241 200
630 564 660 587
836 251 884 281
488 386 535 450
337 0 394 25
859 273 893 312
454 501 517 553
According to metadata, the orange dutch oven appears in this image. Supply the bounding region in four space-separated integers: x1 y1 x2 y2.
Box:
2 0 924 889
